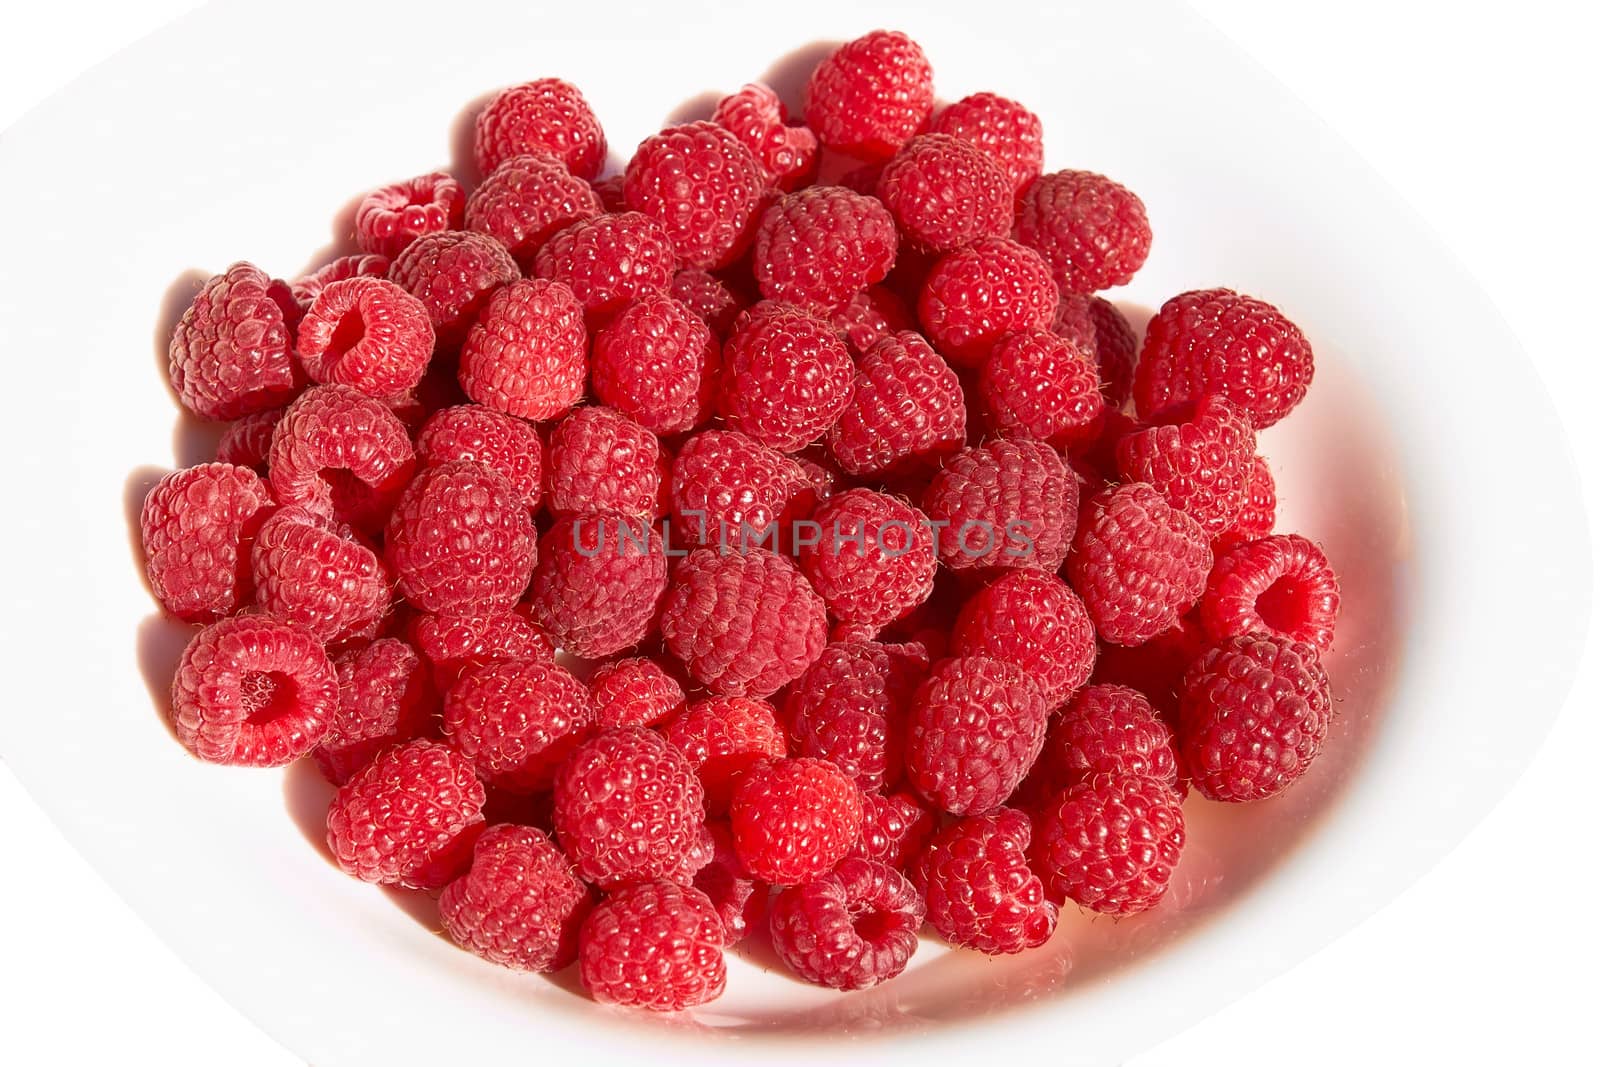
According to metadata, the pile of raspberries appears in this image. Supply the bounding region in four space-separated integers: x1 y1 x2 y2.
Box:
141 30 1341 1011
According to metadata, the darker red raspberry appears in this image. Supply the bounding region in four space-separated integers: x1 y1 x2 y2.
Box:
921 438 1077 572
927 92 1044 193
917 237 1058 367
693 822 766 945
414 404 544 512
387 230 520 349
659 548 828 699
1015 170 1152 295
799 489 937 630
952 571 1096 709
669 268 748 339
170 615 337 766
1060 295 1139 409
268 384 415 532
355 172 465 258
553 727 711 887
579 881 725 1011
719 302 854 452
296 277 434 399
313 638 437 785
980 329 1106 449
1133 288 1314 428
1090 612 1207 720
251 506 388 644
1030 774 1185 915
1201 534 1340 653
669 430 816 548
588 657 686 729
409 606 554 691
830 284 913 356
474 78 606 181
545 406 660 518
911 808 1056 955
213 408 284 473
443 659 594 793
140 463 273 621
1032 684 1181 801
457 278 587 422
769 858 923 989
528 513 667 658
385 460 536 614
730 757 863 884
804 30 934 161
1216 455 1277 550
848 790 935 869
590 292 719 434
169 262 302 419
827 329 965 479
623 121 764 270
1068 483 1212 646
291 253 391 308
784 641 927 792
711 82 819 191
661 696 786 813
532 211 675 320
465 153 604 269
905 656 1048 816
752 187 897 313
876 134 1013 254
440 825 592 972
589 174 626 212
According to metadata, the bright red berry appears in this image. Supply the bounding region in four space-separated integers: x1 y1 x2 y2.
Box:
877 134 1013 254
718 302 854 453
905 656 1048 816
783 640 927 792
660 696 787 813
921 438 1077 572
589 657 686 729
1033 684 1181 800
251 506 388 644
752 187 897 313
927 92 1044 193
769 857 924 989
952 571 1096 709
291 253 391 308
545 406 659 518
730 757 864 884
465 153 604 268
1054 294 1139 409
624 121 765 270
1216 455 1277 550
1116 394 1256 535
826 329 966 479
528 513 668 658
804 30 934 161
385 460 536 614
168 262 302 420
1068 483 1212 646
669 268 749 339
440 825 592 973
711 83 820 190
917 237 1058 367
313 638 437 785
830 284 913 356
798 488 937 631
848 790 936 869
531 211 676 321
1089 611 1207 720
296 277 434 399
591 292 720 434
669 429 817 548
1030 774 1185 915
414 404 544 512
140 463 274 622
408 606 554 691
579 881 725 1012
1201 534 1341 653
268 383 416 533
355 172 465 258
387 230 520 349
443 659 594 793
474 78 606 181
213 408 284 473
457 278 587 422
911 808 1057 955
979 328 1106 449
1014 170 1152 295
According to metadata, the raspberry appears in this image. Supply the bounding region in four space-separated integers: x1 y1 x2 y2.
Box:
313 638 437 785
295 277 434 399
926 92 1044 193
1179 633 1333 802
140 463 273 622
268 384 416 533
168 262 302 419
669 430 816 548
798 489 937 630
589 174 626 212
711 83 820 191
291 253 391 308
719 302 855 452
463 155 603 270
769 858 924 989
1201 534 1341 653
414 404 544 512
730 757 863 884
545 406 660 518
325 739 486 889
660 696 786 812
552 727 711 887
920 438 1077 572
876 134 1013 254
531 212 675 320
214 408 284 473
784 640 927 792
588 657 686 729
911 808 1057 955
443 660 594 793
979 329 1106 449
385 460 536 614
250 506 388 644
830 284 913 356
474 78 606 181
693 822 766 945
826 329 966 479
1063 294 1139 409
1068 483 1212 646
848 790 935 869
669 268 748 339
1133 288 1314 428
804 30 934 161
1216 455 1277 550
408 606 554 691
355 172 465 258
440 825 592 973
457 278 587 422
1116 395 1256 535
590 292 719 434
904 656 1048 816
752 187 897 313
917 237 1058 367
623 122 765 270
1032 684 1181 800
170 615 337 766
659 547 828 699
1090 611 1207 719
579 882 725 1012
387 230 520 349
1014 170 1152 295
1030 774 1184 915
951 571 1096 709
528 513 667 658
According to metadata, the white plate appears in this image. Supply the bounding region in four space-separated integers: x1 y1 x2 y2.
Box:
0 0 1590 1063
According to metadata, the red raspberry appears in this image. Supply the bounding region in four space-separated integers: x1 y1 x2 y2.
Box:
752 187 897 313
409 606 554 691
876 134 1013 254
296 277 433 399
769 858 923 989
463 153 603 269
730 757 863 884
660 697 786 813
588 657 686 729
1032 684 1181 800
528 513 667 658
905 656 1048 816
589 174 626 212
140 463 273 622
921 438 1077 572
545 406 659 518
443 659 595 793
1179 633 1333 802
326 739 486 889
532 212 675 320
669 268 748 339
1068 483 1212 646
579 881 725 1011
1090 612 1207 720
590 292 719 434
387 230 520 349
693 822 766 945
826 329 965 479
830 284 913 356
623 122 765 270
170 615 337 766
1030 774 1185 915
719 302 855 453
659 547 828 699
917 237 1058 367
1133 288 1314 428
669 430 816 548
784 640 927 792
804 30 934 161
1216 455 1277 550
979 329 1106 449
1014 170 1152 295
414 404 544 512
440 825 592 973
952 571 1096 709
927 92 1044 193
312 638 437 785
553 727 711 887
794 451 842 509
798 489 937 630
1120 397 1254 535
848 790 935 869
250 506 388 644
168 262 302 419
711 83 819 191
268 384 416 532
474 78 606 181
1053 294 1139 410
355 172 465 259
457 278 587 422
291 253 391 308
1201 534 1341 653
911 808 1057 955
214 408 284 473
385 460 536 614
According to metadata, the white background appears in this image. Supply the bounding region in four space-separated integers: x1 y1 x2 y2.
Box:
1 2 1595 1063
